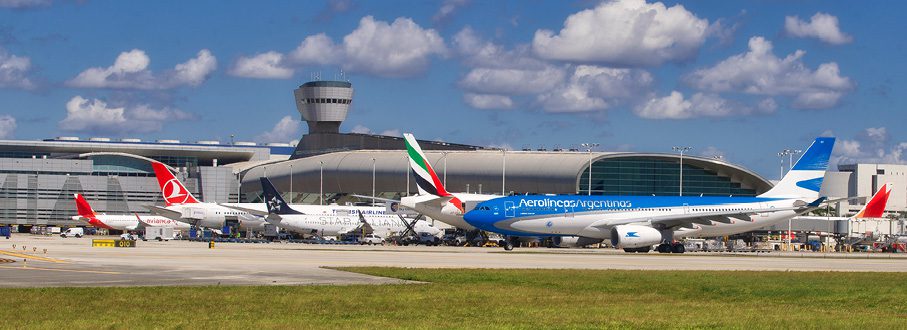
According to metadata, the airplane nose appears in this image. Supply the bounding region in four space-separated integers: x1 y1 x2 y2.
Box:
463 210 489 230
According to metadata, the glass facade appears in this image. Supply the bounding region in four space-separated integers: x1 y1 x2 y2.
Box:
578 157 757 197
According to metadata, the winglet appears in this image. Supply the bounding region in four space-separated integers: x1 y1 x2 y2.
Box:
807 197 827 208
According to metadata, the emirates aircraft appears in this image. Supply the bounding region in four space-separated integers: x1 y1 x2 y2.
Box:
72 193 189 231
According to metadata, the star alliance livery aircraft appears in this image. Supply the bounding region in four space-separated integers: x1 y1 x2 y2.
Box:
464 137 835 253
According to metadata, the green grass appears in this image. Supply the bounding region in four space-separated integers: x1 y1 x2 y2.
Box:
3 268 905 329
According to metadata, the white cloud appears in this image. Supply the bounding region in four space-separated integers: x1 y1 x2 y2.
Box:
350 124 371 134
433 0 469 24
699 146 726 160
59 96 195 134
634 91 755 119
0 115 16 139
685 36 853 109
341 16 447 77
379 129 402 137
532 0 709 66
832 127 907 166
538 65 653 113
229 52 294 79
256 16 446 79
0 0 49 8
67 49 217 89
256 115 301 143
453 27 549 70
288 33 342 66
785 12 852 45
0 48 35 89
463 93 514 109
459 66 565 95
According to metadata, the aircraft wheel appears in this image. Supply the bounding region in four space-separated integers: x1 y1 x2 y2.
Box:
657 244 671 253
671 243 686 254
638 246 651 253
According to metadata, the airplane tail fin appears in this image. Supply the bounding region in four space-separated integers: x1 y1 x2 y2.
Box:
854 183 891 219
758 137 835 199
73 193 96 218
260 177 302 215
404 133 451 197
150 161 200 206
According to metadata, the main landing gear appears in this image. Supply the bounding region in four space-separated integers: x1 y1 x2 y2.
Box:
656 242 685 254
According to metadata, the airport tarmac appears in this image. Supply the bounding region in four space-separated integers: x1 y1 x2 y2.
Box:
1 235 906 288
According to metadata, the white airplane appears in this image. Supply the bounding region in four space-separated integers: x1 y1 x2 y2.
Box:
465 137 840 252
227 177 439 238
145 161 267 230
72 193 189 231
357 133 500 231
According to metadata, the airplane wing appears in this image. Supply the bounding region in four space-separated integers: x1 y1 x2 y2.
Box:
143 205 185 220
592 198 824 229
218 203 270 217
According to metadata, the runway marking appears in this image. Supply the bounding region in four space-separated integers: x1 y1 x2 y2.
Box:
0 265 121 275
0 250 69 263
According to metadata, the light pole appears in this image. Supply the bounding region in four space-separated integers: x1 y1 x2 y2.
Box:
289 163 293 203
403 154 410 197
319 161 324 206
788 149 802 172
672 146 692 196
371 158 376 205
501 149 506 195
777 151 786 180
581 143 599 195
441 151 449 186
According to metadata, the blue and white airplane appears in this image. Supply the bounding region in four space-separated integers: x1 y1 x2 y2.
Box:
464 137 835 253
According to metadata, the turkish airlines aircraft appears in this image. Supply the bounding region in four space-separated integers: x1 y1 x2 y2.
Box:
72 194 189 231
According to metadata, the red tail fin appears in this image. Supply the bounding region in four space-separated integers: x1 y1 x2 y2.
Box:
150 161 200 206
854 184 890 219
74 193 96 217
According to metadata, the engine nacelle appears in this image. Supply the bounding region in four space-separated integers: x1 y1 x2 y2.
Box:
610 225 663 249
552 236 604 248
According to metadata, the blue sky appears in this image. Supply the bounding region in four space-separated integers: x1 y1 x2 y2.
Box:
0 0 905 179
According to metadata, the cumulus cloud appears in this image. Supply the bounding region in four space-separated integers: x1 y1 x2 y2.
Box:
229 52 294 79
0 48 35 89
532 0 709 66
67 49 217 89
785 12 852 45
459 66 565 95
685 36 853 109
59 96 195 134
829 127 907 166
256 115 301 143
0 115 16 139
699 146 726 160
283 16 446 78
433 0 469 24
0 0 50 8
537 65 653 113
634 91 767 119
463 93 514 110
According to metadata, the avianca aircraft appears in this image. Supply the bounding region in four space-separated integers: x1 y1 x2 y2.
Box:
146 161 266 230
228 177 439 238
464 137 836 253
72 194 189 231
797 183 892 221
379 133 499 230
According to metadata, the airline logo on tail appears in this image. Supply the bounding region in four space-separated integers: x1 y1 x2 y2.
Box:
758 137 835 199
854 184 891 219
403 133 464 212
150 161 200 206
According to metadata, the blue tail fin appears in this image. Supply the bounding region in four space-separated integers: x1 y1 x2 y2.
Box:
260 177 301 215
759 137 835 199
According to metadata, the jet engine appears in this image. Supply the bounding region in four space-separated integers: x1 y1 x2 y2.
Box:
551 236 604 248
610 225 662 249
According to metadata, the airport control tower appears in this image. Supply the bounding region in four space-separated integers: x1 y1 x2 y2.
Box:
289 80 481 159
294 80 353 134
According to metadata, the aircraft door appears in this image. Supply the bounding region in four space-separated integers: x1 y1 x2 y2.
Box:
504 201 515 218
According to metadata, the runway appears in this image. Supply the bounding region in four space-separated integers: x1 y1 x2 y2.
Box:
1 235 905 288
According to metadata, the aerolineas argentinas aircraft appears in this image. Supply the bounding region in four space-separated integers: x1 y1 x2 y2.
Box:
465 137 836 253
73 193 189 231
231 177 439 238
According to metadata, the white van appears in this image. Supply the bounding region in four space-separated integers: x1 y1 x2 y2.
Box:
61 227 84 238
